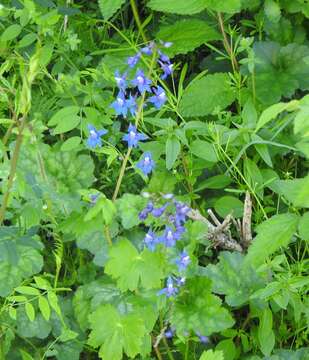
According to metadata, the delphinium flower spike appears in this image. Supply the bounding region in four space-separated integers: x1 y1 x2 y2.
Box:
87 124 108 148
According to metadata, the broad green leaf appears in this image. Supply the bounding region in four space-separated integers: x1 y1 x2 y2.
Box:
273 176 309 208
98 0 126 20
16 308 51 339
190 140 218 162
204 252 265 306
214 196 243 218
258 307 275 356
216 339 236 360
179 73 236 117
88 304 146 360
38 296 51 321
255 100 298 132
205 0 241 13
53 115 80 134
61 136 81 151
48 106 80 126
116 194 146 229
25 303 35 322
105 239 165 291
299 212 309 240
171 277 234 336
264 0 281 22
194 175 231 192
156 19 220 57
147 0 209 14
0 227 43 297
200 350 224 360
245 214 299 267
1 24 22 42
166 136 181 169
17 33 37 48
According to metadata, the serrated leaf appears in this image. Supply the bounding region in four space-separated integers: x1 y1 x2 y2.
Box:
264 0 281 22
88 304 146 360
179 73 236 117
245 214 299 267
98 0 126 20
105 239 165 291
299 212 309 240
273 176 309 208
116 194 146 229
171 277 234 336
156 19 220 57
200 350 224 360
147 0 208 14
166 136 180 169
205 0 241 13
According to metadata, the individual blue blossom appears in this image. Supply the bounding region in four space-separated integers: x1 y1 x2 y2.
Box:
89 193 99 205
144 230 157 251
122 123 148 148
136 152 155 175
158 276 178 298
175 251 191 272
158 50 170 63
141 41 155 55
176 276 186 286
110 91 128 117
196 332 209 344
127 52 141 68
164 328 174 339
159 40 173 48
139 201 154 220
131 69 152 93
175 202 191 223
149 86 167 109
162 226 181 247
152 203 168 218
114 70 127 90
162 193 174 200
159 60 173 80
126 94 137 116
87 124 108 148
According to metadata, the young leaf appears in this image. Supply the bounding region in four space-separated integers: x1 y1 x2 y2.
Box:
25 303 35 322
38 296 51 321
244 214 299 267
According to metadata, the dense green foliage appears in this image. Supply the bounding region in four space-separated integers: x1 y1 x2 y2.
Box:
0 0 308 359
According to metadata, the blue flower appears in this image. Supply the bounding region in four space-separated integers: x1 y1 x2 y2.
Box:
162 226 181 247
196 332 209 344
152 203 168 218
114 70 127 90
149 86 167 109
158 50 170 63
110 91 128 117
141 41 155 55
127 53 141 68
159 40 173 48
131 69 152 93
158 276 178 298
175 251 190 272
164 329 174 339
139 201 154 220
175 201 190 223
136 152 155 175
89 193 100 205
159 60 173 80
176 276 186 286
87 124 108 148
122 123 148 148
144 230 157 251
126 94 137 116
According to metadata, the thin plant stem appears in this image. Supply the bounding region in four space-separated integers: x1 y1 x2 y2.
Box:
0 117 27 224
130 0 147 42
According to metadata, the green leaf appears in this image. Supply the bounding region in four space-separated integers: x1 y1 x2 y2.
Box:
298 212 309 240
0 228 43 297
88 304 146 360
15 286 40 296
190 140 218 163
166 136 181 169
194 175 231 192
204 252 265 307
264 0 281 23
258 307 275 356
216 339 236 360
98 0 126 20
61 136 81 151
200 350 224 360
38 296 51 321
243 158 264 198
156 19 220 57
17 33 37 48
147 0 209 14
179 73 236 117
214 196 244 218
25 303 35 322
105 239 165 291
48 106 80 126
53 116 80 134
273 175 309 208
245 214 299 267
171 277 234 336
16 308 51 339
1 24 22 42
116 194 146 229
204 0 241 13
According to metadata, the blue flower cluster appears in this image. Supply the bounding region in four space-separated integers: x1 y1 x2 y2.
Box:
86 41 173 176
139 194 191 297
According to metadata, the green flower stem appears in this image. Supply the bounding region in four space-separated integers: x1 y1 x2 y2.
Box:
130 0 147 42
